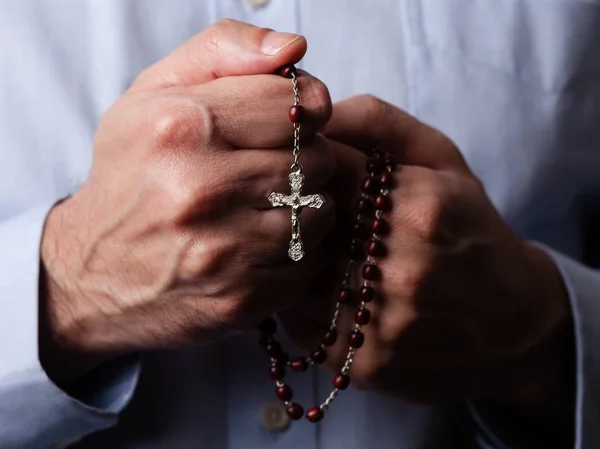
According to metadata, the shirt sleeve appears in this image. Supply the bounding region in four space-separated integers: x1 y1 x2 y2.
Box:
468 243 600 449
0 202 141 449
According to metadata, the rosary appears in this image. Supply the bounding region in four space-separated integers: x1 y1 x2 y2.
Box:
259 64 397 423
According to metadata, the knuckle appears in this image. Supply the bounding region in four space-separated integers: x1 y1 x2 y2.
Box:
406 194 446 242
149 97 214 149
303 77 333 125
360 94 389 125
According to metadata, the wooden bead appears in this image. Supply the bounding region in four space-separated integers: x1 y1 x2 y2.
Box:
367 239 385 257
323 329 338 346
362 264 380 281
349 331 365 348
287 403 304 420
276 385 293 401
371 218 389 236
366 157 384 174
380 171 394 187
277 64 297 78
355 308 371 325
361 176 381 194
290 357 309 372
338 287 354 303
289 105 304 122
333 373 350 390
311 348 327 364
359 285 375 303
258 317 277 335
269 363 286 380
374 194 391 211
383 153 398 170
353 222 369 240
306 406 324 423
357 198 374 215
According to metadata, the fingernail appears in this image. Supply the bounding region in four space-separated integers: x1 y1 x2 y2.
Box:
261 31 302 55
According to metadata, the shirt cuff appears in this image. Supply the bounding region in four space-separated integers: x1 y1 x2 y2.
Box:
468 243 600 449
0 203 140 448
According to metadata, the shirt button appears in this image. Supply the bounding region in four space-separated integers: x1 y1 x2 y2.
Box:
244 0 269 7
260 401 291 432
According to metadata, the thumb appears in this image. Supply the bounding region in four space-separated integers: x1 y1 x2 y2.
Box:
131 19 306 91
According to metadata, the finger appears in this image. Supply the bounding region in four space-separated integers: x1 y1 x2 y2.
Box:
131 19 306 91
322 95 470 172
193 70 332 149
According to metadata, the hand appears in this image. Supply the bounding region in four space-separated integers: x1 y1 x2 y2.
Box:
39 20 335 384
281 95 573 407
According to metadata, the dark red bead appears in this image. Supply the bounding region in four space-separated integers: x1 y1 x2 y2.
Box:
370 148 384 159
350 242 366 261
276 384 293 401
258 317 277 335
374 194 391 211
311 348 327 364
306 406 324 423
269 363 286 380
357 198 374 215
289 105 304 122
362 264 380 281
359 285 376 303
349 331 365 348
333 373 350 390
371 218 389 236
278 352 290 363
287 403 304 420
323 329 338 346
380 171 394 188
361 176 381 194
265 341 284 358
366 157 384 174
277 64 297 78
355 308 371 325
353 222 369 240
383 153 398 170
367 239 385 257
290 357 309 372
338 287 354 303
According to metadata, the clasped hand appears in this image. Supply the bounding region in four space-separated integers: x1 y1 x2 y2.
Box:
40 20 571 412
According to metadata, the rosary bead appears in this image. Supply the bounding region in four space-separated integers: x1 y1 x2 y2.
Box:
338 287 354 303
276 384 294 401
333 373 351 390
359 285 376 303
290 357 309 372
355 308 371 325
287 403 304 420
383 153 398 170
366 157 384 174
277 64 297 78
258 317 277 335
374 194 391 211
362 263 380 281
269 362 286 380
367 239 385 257
278 352 290 364
311 348 327 364
357 198 374 215
371 218 389 236
350 242 366 261
379 171 394 188
306 406 324 423
370 148 385 159
361 176 381 194
265 341 284 358
353 222 369 240
323 329 338 346
349 330 365 348
289 105 304 122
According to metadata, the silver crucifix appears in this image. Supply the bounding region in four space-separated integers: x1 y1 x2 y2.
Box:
268 170 325 261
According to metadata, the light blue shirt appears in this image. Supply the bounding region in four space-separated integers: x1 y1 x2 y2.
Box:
1 0 599 448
